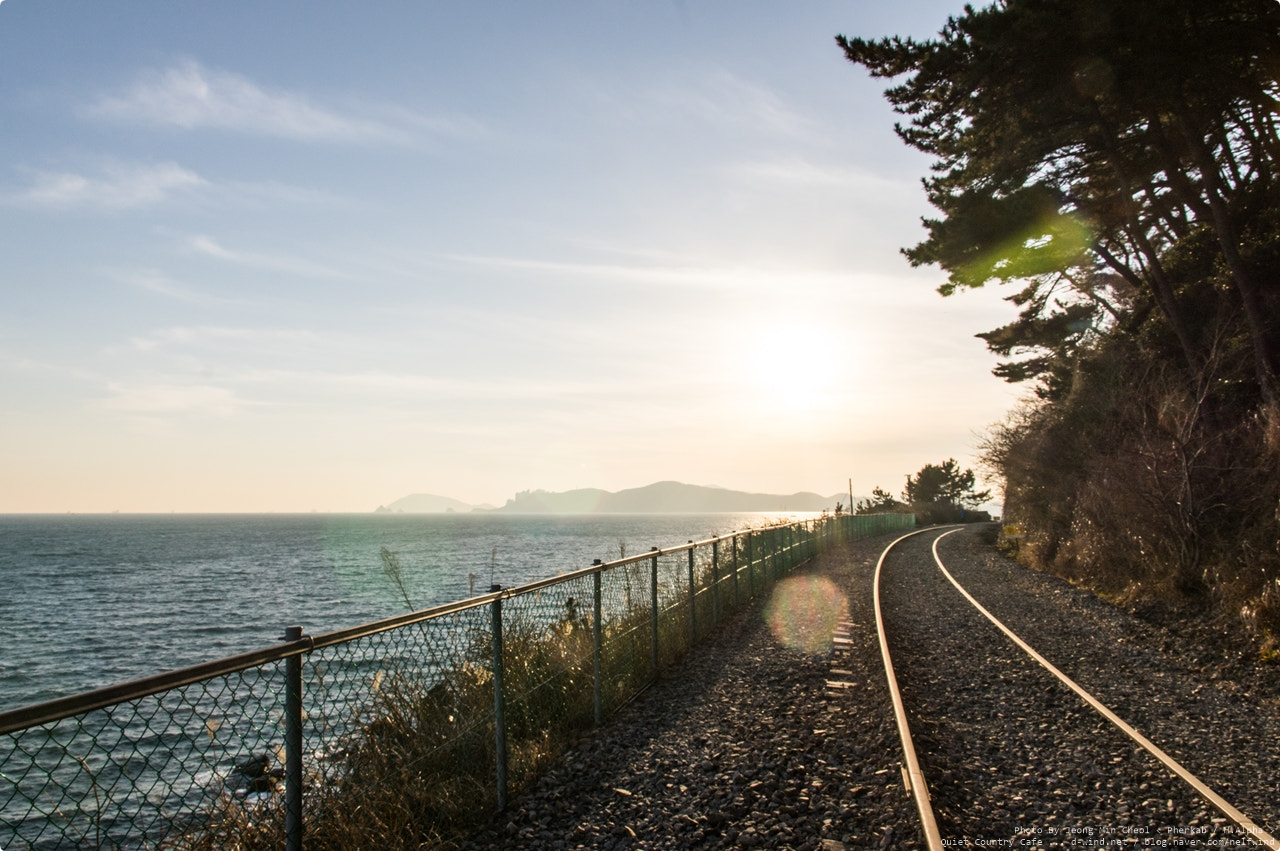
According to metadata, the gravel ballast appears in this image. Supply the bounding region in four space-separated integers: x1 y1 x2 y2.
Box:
924 527 1280 845
457 525 1279 850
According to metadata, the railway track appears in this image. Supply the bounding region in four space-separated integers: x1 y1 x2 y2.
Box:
872 526 1279 850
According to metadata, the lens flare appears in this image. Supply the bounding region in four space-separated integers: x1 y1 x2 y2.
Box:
765 576 848 654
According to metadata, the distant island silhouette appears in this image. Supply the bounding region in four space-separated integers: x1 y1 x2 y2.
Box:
374 494 490 513
376 481 852 514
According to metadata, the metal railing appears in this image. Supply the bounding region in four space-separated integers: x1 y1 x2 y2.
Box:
0 512 914 850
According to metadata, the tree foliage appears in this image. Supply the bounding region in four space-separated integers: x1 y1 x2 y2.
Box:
858 460 990 524
854 485 906 515
903 458 991 508
841 0 1280 646
839 0 1280 402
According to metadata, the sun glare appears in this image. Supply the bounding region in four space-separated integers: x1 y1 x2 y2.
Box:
765 575 849 654
740 323 844 416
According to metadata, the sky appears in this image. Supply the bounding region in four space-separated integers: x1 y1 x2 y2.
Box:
0 1 1024 513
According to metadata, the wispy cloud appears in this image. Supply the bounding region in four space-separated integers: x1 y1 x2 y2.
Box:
443 252 756 289
101 382 243 418
124 325 320 354
108 268 246 305
16 162 205 209
11 157 349 213
296 369 614 401
185 233 351 280
215 179 342 207
726 157 909 193
88 60 404 143
648 68 814 137
439 251 849 293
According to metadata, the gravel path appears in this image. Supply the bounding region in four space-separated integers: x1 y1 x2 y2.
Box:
458 531 919 851
456 525 1280 850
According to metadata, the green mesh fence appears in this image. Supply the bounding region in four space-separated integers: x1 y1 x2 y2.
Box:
0 512 915 849
1 660 289 850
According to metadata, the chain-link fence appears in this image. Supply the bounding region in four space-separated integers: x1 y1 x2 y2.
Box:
1 512 914 849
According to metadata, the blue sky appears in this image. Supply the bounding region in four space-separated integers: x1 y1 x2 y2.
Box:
0 1 1020 512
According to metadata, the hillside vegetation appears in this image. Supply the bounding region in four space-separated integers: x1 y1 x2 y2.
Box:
841 0 1280 654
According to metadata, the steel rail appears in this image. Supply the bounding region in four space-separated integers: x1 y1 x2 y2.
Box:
929 528 1280 850
873 527 945 851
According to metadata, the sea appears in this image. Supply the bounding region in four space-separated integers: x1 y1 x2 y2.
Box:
0 512 811 714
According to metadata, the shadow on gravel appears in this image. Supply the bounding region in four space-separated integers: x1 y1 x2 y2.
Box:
456 535 924 851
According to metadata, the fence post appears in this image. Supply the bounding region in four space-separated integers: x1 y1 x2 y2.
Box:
769 528 776 582
283 625 304 851
759 529 766 586
687 543 696 645
650 548 660 673
490 585 508 811
768 527 778 580
711 537 720 624
731 534 739 606
592 562 603 727
767 529 775 583
746 533 754 599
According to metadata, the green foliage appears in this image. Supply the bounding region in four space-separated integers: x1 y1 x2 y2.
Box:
906 187 1093 295
839 0 1280 400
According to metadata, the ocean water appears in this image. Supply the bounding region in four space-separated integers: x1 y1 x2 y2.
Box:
0 512 808 713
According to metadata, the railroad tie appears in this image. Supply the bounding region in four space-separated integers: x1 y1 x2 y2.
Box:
826 619 857 698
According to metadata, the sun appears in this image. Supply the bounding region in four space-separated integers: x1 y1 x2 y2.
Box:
741 323 844 416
